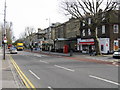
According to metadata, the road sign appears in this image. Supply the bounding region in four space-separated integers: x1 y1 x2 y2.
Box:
3 36 7 44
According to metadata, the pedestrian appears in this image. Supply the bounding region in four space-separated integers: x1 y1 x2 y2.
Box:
90 47 94 56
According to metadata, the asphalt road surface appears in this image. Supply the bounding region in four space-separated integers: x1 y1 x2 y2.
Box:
10 51 119 89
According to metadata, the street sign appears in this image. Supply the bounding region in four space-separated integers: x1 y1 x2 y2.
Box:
3 36 7 44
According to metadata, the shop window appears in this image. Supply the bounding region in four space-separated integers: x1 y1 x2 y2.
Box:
113 24 119 33
101 45 104 51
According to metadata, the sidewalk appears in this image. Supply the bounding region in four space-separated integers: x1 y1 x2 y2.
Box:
0 49 22 89
0 49 2 89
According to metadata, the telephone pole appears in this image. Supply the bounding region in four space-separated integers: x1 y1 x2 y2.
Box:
3 0 6 60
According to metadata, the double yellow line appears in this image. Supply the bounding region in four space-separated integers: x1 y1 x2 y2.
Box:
9 55 36 90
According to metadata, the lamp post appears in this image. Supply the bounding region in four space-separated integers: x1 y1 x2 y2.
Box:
46 18 51 54
3 0 7 60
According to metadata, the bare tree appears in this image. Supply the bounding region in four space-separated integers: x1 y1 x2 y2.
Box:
61 0 117 55
6 22 13 44
24 27 36 46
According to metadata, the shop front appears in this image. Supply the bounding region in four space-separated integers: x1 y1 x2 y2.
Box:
77 38 110 54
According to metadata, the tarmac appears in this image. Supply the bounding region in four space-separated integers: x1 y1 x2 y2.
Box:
0 49 120 89
29 49 120 63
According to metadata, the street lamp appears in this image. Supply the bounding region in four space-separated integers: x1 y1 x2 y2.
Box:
46 18 51 54
3 0 7 60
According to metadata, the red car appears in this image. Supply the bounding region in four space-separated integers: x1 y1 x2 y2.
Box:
8 44 12 49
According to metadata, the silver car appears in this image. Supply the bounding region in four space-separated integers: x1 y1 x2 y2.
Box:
10 47 17 54
113 49 120 58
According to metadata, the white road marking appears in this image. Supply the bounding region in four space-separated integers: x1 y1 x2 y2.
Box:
89 75 120 86
34 54 42 57
48 86 54 90
40 60 49 64
34 54 47 57
29 70 40 80
112 62 116 65
115 65 119 67
54 65 75 72
112 62 119 67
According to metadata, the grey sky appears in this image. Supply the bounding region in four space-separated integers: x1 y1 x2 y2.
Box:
0 0 68 39
0 0 119 39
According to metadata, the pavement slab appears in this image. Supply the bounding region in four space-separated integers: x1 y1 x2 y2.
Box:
0 49 24 89
2 55 18 88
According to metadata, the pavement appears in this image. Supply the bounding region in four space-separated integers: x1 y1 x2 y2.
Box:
0 49 23 89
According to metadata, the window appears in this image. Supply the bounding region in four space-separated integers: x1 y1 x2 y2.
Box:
113 24 119 33
88 18 91 24
82 30 85 36
88 29 91 35
102 25 105 34
83 20 85 26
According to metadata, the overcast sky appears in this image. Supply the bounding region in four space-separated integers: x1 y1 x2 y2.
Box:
0 0 68 39
0 0 118 39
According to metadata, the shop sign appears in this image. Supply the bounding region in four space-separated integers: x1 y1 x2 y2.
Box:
78 39 94 45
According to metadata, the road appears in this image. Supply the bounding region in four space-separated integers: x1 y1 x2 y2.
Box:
10 51 119 89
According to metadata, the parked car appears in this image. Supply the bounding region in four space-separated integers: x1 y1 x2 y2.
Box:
113 49 120 58
9 47 17 54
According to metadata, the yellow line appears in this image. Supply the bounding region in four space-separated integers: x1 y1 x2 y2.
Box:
10 59 30 88
12 59 36 88
9 55 36 89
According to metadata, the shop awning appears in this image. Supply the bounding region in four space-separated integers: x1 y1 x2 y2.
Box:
79 42 94 45
56 38 69 41
78 39 94 45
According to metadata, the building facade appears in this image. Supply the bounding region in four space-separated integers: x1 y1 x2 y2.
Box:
77 10 120 54
54 18 80 52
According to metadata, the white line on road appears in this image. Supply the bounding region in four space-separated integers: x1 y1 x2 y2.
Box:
115 65 119 67
112 62 117 65
89 75 120 86
48 86 54 90
40 60 49 64
54 65 75 72
34 54 42 57
29 70 40 80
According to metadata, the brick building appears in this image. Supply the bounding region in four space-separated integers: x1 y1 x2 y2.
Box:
77 10 120 54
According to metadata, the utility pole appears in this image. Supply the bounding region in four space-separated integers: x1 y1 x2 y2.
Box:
48 18 51 54
3 0 6 60
46 18 51 54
